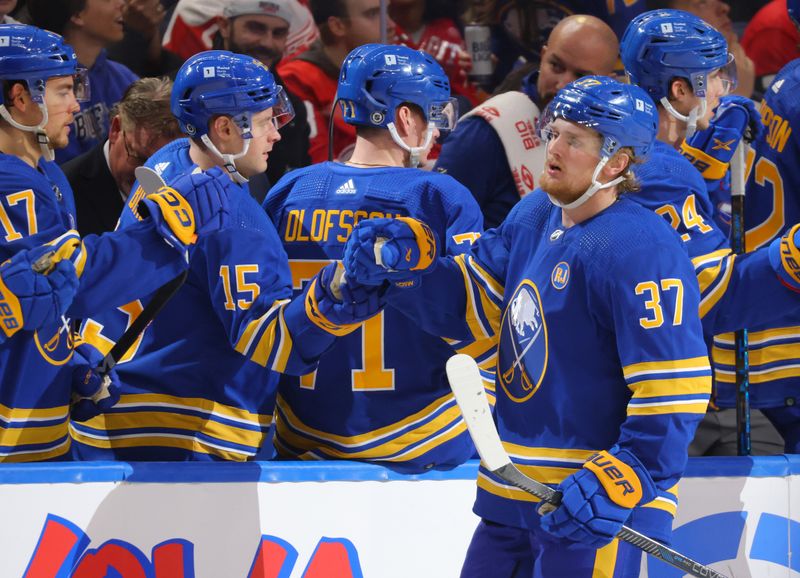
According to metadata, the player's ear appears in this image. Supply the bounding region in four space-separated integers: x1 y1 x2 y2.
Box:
209 115 235 147
395 104 414 136
668 78 690 103
604 150 631 180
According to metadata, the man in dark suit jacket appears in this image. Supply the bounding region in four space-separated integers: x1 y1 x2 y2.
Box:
62 77 182 236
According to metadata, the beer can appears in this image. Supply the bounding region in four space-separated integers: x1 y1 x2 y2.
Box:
464 24 493 86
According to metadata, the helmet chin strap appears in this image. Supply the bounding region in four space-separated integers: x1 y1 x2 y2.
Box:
547 156 624 210
660 96 707 139
0 103 55 161
200 133 250 184
387 122 435 168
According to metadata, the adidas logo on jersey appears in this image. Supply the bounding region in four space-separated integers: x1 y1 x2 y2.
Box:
772 79 785 94
154 162 171 175
335 179 357 195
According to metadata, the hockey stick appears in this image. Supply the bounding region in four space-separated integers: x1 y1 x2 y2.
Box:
445 354 730 578
93 167 190 382
730 141 751 456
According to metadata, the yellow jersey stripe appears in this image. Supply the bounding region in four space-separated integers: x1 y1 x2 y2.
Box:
699 255 735 318
628 376 712 398
623 357 710 379
627 401 709 415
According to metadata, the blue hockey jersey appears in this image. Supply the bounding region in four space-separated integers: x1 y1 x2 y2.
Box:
71 139 310 461
263 162 485 473
709 59 800 409
388 192 710 539
0 154 186 461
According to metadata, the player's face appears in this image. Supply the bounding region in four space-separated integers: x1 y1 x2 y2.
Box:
75 0 126 44
537 29 617 106
343 0 394 49
539 118 602 204
108 118 174 195
235 107 282 177
222 14 289 68
43 76 81 150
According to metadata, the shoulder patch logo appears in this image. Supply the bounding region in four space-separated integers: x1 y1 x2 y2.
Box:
551 262 569 289
772 79 785 93
335 178 357 195
498 281 548 403
154 162 170 175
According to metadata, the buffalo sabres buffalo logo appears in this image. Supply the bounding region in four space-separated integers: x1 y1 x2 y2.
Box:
498 281 548 402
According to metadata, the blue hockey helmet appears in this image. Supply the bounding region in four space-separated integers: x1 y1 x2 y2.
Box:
538 76 657 210
171 50 294 139
621 9 734 102
540 76 658 159
789 0 800 31
0 24 88 106
336 43 458 132
0 24 89 161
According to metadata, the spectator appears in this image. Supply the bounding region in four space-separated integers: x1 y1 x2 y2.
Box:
435 14 620 228
28 0 139 164
648 0 756 97
0 0 18 23
162 0 317 63
742 0 800 96
218 0 311 188
278 0 392 163
62 76 181 236
390 0 481 106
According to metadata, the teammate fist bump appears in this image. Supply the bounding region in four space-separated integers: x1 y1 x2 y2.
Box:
680 95 763 181
305 262 386 335
71 342 121 422
539 447 657 548
140 166 232 255
343 216 438 288
0 237 81 340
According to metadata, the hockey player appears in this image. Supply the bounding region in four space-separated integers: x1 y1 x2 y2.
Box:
0 240 79 344
0 24 233 461
262 43 484 473
435 14 620 227
621 10 800 453
342 76 710 577
71 50 383 461
709 0 800 453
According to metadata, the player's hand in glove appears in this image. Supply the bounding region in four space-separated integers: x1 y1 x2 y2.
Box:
343 216 437 288
0 234 81 340
680 95 764 181
305 262 387 335
539 447 657 548
770 223 800 292
71 341 121 422
139 166 232 256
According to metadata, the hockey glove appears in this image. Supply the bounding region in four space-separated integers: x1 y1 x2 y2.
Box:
0 236 81 339
343 217 437 288
680 95 764 181
139 166 232 257
539 447 657 548
769 223 800 292
71 341 121 422
304 262 387 335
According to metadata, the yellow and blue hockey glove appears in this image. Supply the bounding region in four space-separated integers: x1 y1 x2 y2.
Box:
139 166 232 257
539 447 657 548
343 216 437 288
0 235 81 340
680 95 764 181
769 223 800 292
71 341 121 422
304 262 387 335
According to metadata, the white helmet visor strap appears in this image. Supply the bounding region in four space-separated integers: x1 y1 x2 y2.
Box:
547 156 624 210
660 96 707 139
387 121 435 168
200 132 251 184
0 102 54 161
